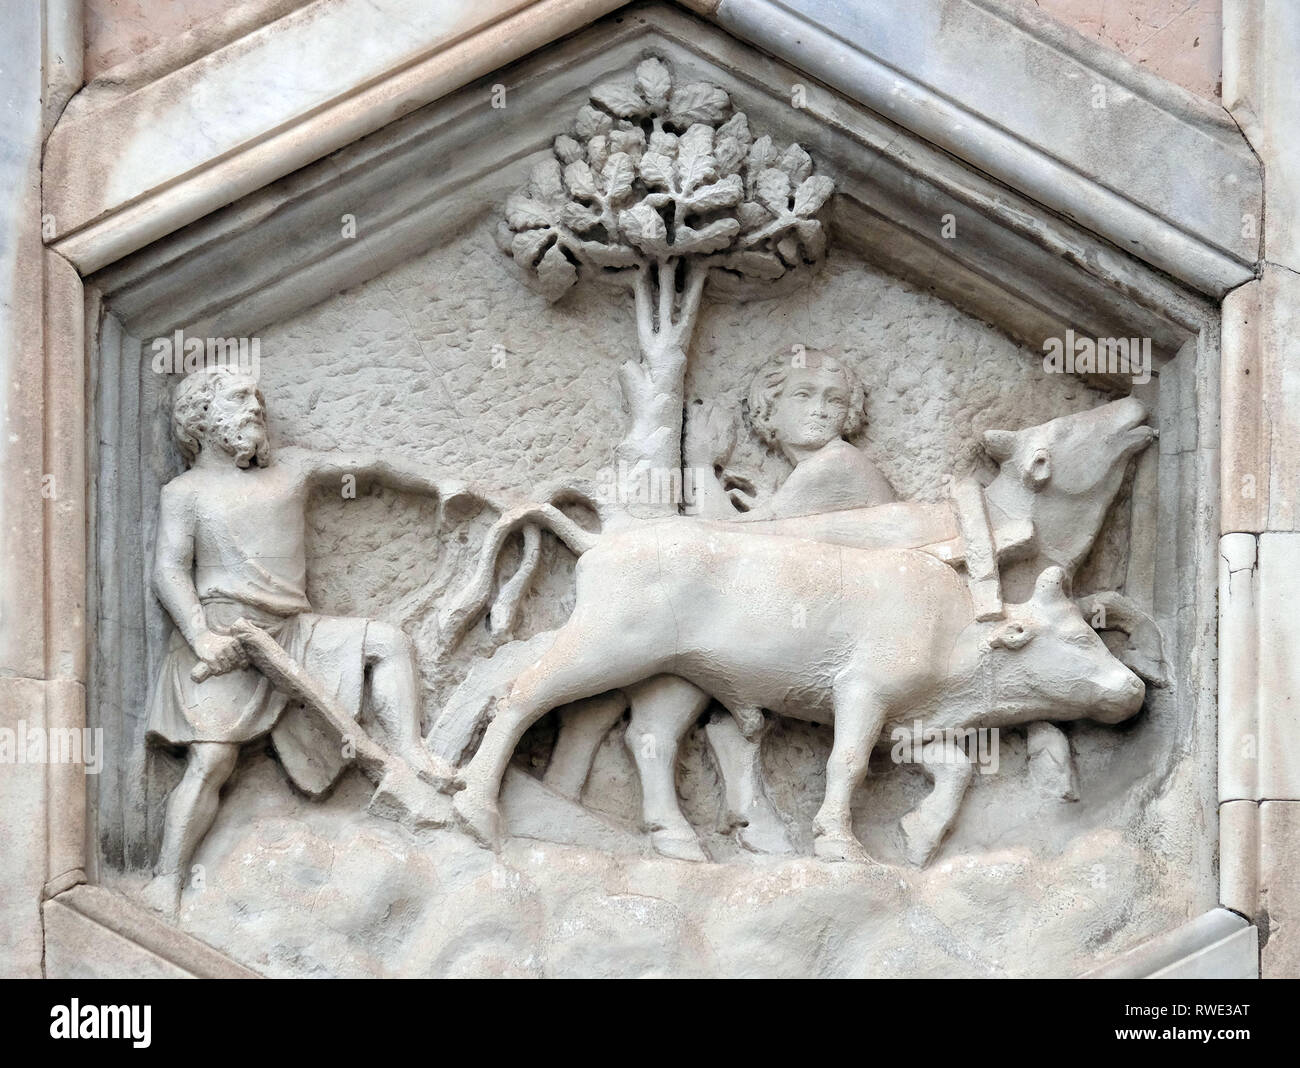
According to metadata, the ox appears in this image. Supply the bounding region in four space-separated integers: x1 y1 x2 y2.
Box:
450 526 1146 864
436 396 1158 861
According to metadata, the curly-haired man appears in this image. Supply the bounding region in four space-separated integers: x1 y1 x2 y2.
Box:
691 349 896 520
142 366 454 914
742 350 895 516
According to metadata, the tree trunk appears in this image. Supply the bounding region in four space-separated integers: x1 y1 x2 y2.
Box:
613 258 707 522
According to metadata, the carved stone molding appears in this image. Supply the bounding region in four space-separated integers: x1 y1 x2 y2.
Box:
4 0 1292 979
44 884 260 979
46 0 1259 293
1216 0 1300 979
1082 908 1258 979
714 0 1258 295
89 6 1215 375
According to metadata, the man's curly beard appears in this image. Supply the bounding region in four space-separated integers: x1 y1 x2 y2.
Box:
213 411 270 468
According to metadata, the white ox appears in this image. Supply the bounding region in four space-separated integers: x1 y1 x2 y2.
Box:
435 396 1158 862
449 529 1146 864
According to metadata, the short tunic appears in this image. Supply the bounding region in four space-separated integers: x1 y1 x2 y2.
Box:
145 599 368 796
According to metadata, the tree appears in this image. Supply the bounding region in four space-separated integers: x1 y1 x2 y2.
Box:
499 56 835 511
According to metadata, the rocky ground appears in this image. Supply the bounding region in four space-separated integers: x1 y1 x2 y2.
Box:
112 745 1189 978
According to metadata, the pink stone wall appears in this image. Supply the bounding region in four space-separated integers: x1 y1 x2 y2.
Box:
85 0 233 78
82 1 1223 98
1035 0 1222 98
83 0 313 80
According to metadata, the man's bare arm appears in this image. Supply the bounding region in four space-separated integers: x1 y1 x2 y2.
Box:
683 403 753 520
153 482 246 674
153 484 205 644
290 448 513 513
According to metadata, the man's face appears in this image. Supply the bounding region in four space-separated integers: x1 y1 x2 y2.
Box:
768 366 853 453
207 375 268 467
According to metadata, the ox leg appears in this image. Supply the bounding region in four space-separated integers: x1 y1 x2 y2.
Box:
543 692 628 801
625 677 712 862
455 625 635 849
899 738 974 867
705 713 796 856
1026 721 1079 801
813 677 886 864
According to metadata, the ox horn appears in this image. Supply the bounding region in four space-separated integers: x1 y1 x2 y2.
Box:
982 428 1017 462
1033 565 1072 603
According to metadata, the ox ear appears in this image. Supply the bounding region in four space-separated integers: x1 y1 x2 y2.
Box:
988 620 1033 650
1032 566 1073 606
982 429 1017 463
1026 447 1052 488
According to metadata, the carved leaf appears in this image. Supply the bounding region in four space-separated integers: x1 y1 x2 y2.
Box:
636 57 673 110
608 126 646 159
534 243 578 300
568 239 643 268
511 227 553 267
564 160 599 200
776 233 801 266
587 134 609 171
796 217 827 260
673 217 740 255
680 174 744 213
779 143 813 185
529 159 566 204
793 174 834 217
716 111 752 148
602 152 637 201
505 194 554 230
668 81 731 124
591 81 647 119
639 151 675 191
676 123 716 194
746 136 777 195
736 201 771 231
561 201 603 231
648 130 678 157
619 202 670 253
713 136 746 177
755 168 791 216
554 135 584 165
720 249 785 279
575 104 614 139
678 123 714 151
495 219 516 254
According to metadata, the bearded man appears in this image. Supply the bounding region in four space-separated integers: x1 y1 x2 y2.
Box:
142 366 458 914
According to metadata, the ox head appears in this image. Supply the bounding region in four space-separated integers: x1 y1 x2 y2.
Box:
981 567 1145 726
983 396 1156 575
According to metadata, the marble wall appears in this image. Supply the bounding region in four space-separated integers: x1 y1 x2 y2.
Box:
83 0 1225 99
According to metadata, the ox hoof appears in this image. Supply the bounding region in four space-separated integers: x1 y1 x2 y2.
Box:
650 830 710 863
899 811 943 867
452 788 502 850
813 834 875 865
140 873 181 919
737 814 797 856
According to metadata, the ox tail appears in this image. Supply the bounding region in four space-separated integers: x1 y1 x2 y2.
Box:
439 502 599 648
